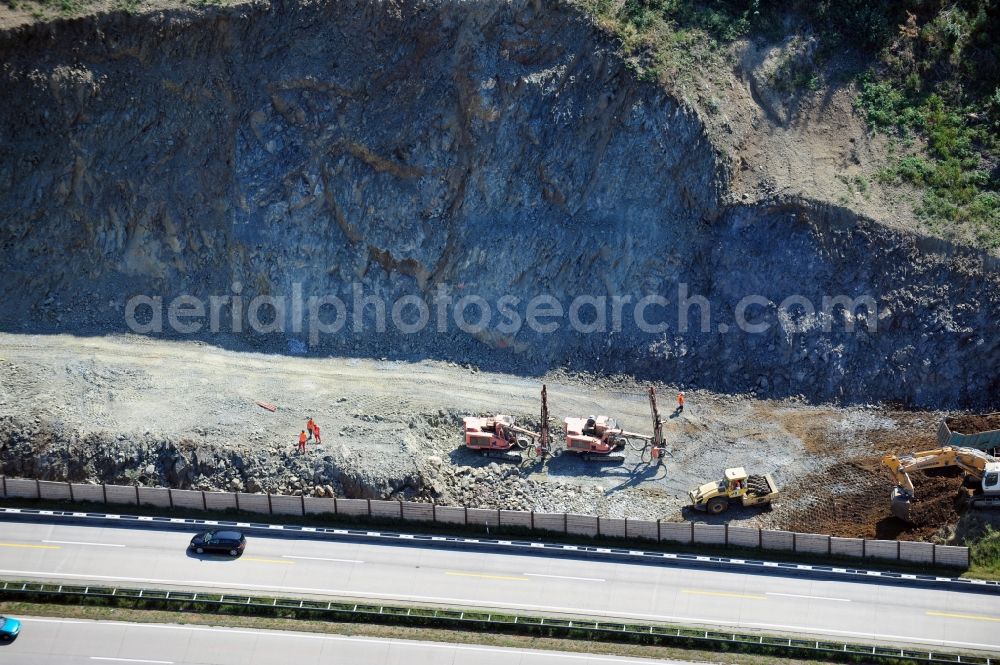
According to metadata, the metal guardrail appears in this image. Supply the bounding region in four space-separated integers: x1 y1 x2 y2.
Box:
0 580 992 665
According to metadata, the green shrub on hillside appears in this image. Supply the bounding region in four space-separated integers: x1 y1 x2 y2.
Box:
967 526 1000 581
579 0 1000 247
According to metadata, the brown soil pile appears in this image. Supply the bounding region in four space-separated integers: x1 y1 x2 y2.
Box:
778 460 963 541
903 473 964 528
946 413 1000 434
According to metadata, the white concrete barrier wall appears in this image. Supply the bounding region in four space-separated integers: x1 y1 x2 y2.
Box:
865 539 898 560
599 518 626 539
370 500 402 520
402 502 434 523
466 508 499 527
532 512 565 534
761 529 794 551
499 510 531 529
5 478 39 499
170 489 205 511
38 481 71 501
693 523 726 546
934 545 970 568
0 477 974 568
727 526 760 548
336 498 369 517
137 487 171 508
626 519 658 541
70 483 105 503
204 492 237 512
899 541 934 565
794 533 830 555
236 493 270 514
566 514 598 537
434 505 466 525
269 494 303 516
105 484 138 506
304 496 337 516
660 522 692 544
830 537 864 558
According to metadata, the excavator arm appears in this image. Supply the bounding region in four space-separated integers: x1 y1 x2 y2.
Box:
882 447 994 522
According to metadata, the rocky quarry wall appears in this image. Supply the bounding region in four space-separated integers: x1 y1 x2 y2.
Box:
0 0 998 408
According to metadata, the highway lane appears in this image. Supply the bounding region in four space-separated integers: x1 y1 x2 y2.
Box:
0 617 705 664
0 521 997 652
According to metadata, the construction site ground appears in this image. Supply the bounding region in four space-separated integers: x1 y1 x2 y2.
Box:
0 333 978 543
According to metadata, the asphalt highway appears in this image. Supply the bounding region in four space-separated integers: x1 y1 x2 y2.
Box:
0 617 706 664
0 521 997 652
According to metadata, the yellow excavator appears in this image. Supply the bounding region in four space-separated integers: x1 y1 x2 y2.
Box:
881 446 1000 522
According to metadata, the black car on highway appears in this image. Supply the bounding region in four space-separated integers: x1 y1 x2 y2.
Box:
189 530 246 556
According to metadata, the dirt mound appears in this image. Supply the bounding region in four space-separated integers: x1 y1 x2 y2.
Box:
903 473 964 528
946 413 1000 434
777 459 963 540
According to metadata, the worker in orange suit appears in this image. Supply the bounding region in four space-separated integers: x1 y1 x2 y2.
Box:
306 416 316 440
677 391 685 413
298 430 307 454
313 423 322 444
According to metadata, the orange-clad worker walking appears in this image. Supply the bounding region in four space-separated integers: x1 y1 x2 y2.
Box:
677 391 685 413
298 430 307 454
306 417 316 440
313 423 322 444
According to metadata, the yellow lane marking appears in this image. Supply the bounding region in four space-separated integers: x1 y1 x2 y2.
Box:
446 571 529 582
681 589 767 600
241 557 295 565
928 611 1000 623
0 543 60 550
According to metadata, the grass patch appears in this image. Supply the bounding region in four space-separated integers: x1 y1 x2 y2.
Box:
3 0 93 15
856 75 999 246
3 0 232 17
576 0 755 85
965 525 1000 581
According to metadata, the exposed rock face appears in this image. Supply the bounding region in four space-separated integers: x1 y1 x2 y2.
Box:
649 199 1000 407
0 0 997 407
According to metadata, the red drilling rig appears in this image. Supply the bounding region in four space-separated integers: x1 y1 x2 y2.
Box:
462 385 550 463
563 386 666 463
